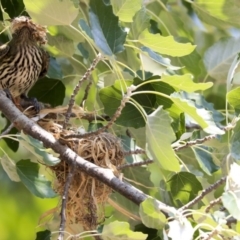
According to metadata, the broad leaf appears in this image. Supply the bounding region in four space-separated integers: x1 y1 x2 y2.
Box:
130 8 150 39
29 77 65 107
204 37 240 81
192 146 220 175
0 154 20 182
139 198 167 229
222 191 240 220
168 218 194 240
20 134 60 166
171 94 208 129
16 160 57 198
99 80 155 128
166 172 203 207
227 87 240 110
36 230 51 240
230 120 240 160
146 106 180 172
47 34 75 58
161 74 212 92
102 221 147 240
111 0 142 22
223 163 240 221
227 53 240 92
138 30 195 57
47 57 63 80
141 46 180 70
89 0 127 55
24 0 78 25
192 0 240 28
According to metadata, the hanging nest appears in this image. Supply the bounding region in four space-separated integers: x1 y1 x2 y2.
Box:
38 119 124 230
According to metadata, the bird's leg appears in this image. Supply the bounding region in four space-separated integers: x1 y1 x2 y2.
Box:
20 94 42 113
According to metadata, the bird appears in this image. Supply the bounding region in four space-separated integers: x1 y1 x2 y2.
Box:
0 16 49 112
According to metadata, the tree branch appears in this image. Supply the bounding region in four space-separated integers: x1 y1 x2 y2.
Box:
0 91 171 214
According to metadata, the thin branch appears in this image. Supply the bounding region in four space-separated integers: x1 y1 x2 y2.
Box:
58 158 77 240
80 80 93 107
63 53 102 129
174 134 217 151
205 197 222 213
0 122 14 136
0 91 172 215
123 149 146 156
63 85 137 139
174 122 237 152
118 159 154 170
179 177 226 212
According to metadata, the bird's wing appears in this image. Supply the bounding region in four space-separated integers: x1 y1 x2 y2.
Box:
0 44 10 58
39 49 50 78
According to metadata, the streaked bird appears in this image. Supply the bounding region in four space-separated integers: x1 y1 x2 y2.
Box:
0 16 49 111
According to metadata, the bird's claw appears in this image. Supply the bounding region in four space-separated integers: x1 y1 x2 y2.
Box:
20 94 42 113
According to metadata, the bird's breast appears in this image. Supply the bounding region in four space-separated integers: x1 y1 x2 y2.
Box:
0 45 43 97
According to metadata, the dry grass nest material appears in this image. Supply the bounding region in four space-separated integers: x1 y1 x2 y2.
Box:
39 120 124 230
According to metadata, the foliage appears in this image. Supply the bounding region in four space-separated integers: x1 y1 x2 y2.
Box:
0 0 240 239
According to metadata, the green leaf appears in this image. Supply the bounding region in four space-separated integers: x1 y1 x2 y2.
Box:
192 0 240 28
161 74 212 92
146 106 180 172
171 94 208 129
47 57 63 80
29 77 65 107
89 0 127 55
102 221 147 240
16 160 57 198
139 198 167 229
166 172 203 207
141 46 180 70
1 124 19 152
47 34 75 58
227 87 240 110
35 230 51 240
138 30 195 57
222 191 240 220
0 154 20 182
20 134 60 166
99 80 155 128
230 121 240 160
192 146 220 175
204 37 240 81
129 8 150 39
110 0 142 22
168 218 194 240
24 0 78 25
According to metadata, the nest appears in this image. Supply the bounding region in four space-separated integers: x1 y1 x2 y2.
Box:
39 120 124 230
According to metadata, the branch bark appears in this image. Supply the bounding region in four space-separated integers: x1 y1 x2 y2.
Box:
0 91 171 213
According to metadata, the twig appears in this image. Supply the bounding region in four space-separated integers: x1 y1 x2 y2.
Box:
0 91 171 215
174 135 217 151
57 158 77 240
0 122 14 136
63 53 102 129
123 149 146 156
80 80 93 107
63 85 137 139
174 122 237 152
205 197 222 213
118 159 154 170
179 177 226 212
202 228 219 240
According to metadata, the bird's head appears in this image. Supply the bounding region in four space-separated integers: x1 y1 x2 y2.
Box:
7 16 47 45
